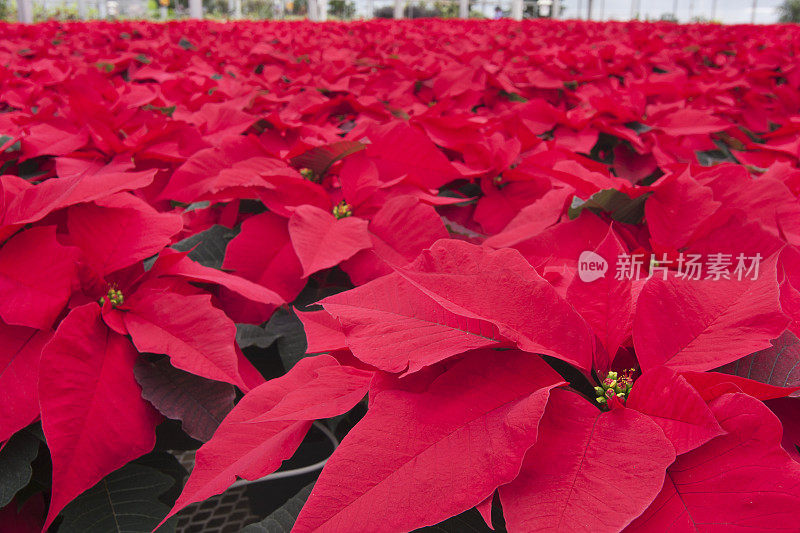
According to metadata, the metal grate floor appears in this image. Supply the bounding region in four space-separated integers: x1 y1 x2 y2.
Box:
175 484 261 533
172 450 260 533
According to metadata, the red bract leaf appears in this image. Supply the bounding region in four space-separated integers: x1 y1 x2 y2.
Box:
684 210 785 263
364 122 460 189
295 309 347 354
395 240 593 371
0 226 79 330
483 187 573 249
175 99 257 140
626 393 800 532
151 249 285 308
341 196 449 285
499 389 674 533
566 227 631 371
476 495 494 530
0 323 51 443
627 366 724 455
633 262 788 372
21 118 88 159
681 370 800 402
717 330 800 393
651 107 729 136
320 272 501 374
288 204 371 278
645 170 720 249
697 163 800 240
67 193 183 276
220 211 305 306
3 156 156 226
473 180 553 237
133 357 236 442
780 279 800 338
39 303 159 529
513 210 610 271
293 350 565 533
338 153 381 210
157 136 293 203
257 174 330 218
247 363 371 422
124 283 248 390
162 355 366 525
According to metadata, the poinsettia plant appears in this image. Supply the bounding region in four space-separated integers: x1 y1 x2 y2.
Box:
2 16 800 533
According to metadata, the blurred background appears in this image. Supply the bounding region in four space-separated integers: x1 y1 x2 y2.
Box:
1 0 798 31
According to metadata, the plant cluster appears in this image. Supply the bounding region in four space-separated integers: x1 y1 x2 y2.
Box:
1 18 800 532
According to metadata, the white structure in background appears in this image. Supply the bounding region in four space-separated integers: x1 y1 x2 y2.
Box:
19 0 144 21
16 0 32 21
511 0 522 19
189 0 202 17
537 0 552 16
307 0 328 20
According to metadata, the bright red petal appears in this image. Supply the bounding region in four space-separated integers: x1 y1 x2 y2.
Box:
645 169 720 250
39 304 159 529
396 240 594 371
124 282 247 390
293 350 565 533
341 196 448 285
633 262 788 372
566 226 631 371
67 193 183 276
0 226 79 330
0 323 51 443
626 393 800 531
627 366 724 455
221 211 305 302
499 389 674 533
320 272 501 374
288 205 372 278
161 355 364 525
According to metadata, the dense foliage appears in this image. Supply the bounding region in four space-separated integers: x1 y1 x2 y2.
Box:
1 18 800 532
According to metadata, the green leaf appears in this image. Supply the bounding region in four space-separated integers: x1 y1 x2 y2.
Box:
236 308 310 369
414 508 504 532
132 452 187 506
499 90 527 103
172 224 239 269
178 37 196 50
265 308 309 370
289 141 365 177
58 464 177 533
0 430 40 508
717 330 800 391
134 358 235 442
696 149 736 167
624 121 653 134
16 157 49 181
142 104 176 117
236 323 280 349
240 482 315 532
696 139 741 167
568 189 650 224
